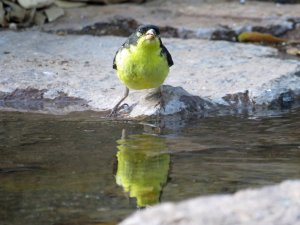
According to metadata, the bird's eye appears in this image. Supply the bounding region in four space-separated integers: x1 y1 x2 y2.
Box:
139 28 146 33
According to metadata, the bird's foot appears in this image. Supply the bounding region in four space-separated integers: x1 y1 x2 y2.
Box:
107 103 129 117
145 87 166 113
153 90 166 113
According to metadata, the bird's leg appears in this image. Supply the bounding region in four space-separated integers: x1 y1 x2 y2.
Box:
108 87 129 117
159 85 166 112
154 86 166 112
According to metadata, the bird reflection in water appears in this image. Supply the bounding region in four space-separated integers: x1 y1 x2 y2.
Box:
115 129 170 207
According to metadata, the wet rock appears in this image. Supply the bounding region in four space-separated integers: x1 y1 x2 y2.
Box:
270 90 299 109
1 31 300 117
222 90 254 113
119 180 300 225
0 88 89 113
128 86 217 118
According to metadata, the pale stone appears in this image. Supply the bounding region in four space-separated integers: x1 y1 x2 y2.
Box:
0 31 300 116
119 180 300 225
17 0 55 9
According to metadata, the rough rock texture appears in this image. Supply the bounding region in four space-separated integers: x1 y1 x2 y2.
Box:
1 31 300 117
119 180 300 225
42 1 300 39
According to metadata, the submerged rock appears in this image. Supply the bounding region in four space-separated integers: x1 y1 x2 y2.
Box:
0 31 300 117
119 180 300 225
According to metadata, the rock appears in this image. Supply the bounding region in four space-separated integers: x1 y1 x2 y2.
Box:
78 17 138 37
0 2 5 27
8 23 18 30
54 0 87 8
0 88 89 114
119 180 300 225
33 11 47 26
60 0 144 3
3 0 27 23
44 5 64 22
17 0 55 9
0 0 64 28
251 20 294 36
0 31 300 117
210 27 237 42
103 0 145 3
41 2 300 41
128 86 216 118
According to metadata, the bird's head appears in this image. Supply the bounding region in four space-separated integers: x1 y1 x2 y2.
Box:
135 25 161 48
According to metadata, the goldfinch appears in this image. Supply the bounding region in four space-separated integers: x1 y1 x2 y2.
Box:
109 24 173 116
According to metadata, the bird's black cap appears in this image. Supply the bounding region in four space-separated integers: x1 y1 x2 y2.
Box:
136 25 160 35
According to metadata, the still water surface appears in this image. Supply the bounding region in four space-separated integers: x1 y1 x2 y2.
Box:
1 110 300 225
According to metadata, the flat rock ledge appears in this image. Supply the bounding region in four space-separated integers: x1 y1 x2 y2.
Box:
119 180 300 225
1 31 300 117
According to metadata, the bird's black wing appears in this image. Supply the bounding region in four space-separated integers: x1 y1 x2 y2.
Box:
112 51 118 70
113 33 139 70
161 44 174 67
112 45 126 70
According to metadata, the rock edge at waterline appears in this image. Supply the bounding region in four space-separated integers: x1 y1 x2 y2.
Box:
1 31 300 117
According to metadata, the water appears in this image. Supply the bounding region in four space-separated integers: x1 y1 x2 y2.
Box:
1 110 300 225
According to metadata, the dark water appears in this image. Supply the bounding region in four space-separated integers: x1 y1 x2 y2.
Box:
1 110 300 225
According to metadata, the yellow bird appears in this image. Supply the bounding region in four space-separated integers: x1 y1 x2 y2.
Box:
109 24 173 116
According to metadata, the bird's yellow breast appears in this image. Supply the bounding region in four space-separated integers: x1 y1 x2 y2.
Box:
115 40 169 90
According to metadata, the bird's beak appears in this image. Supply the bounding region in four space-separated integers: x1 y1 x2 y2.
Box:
145 29 156 40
